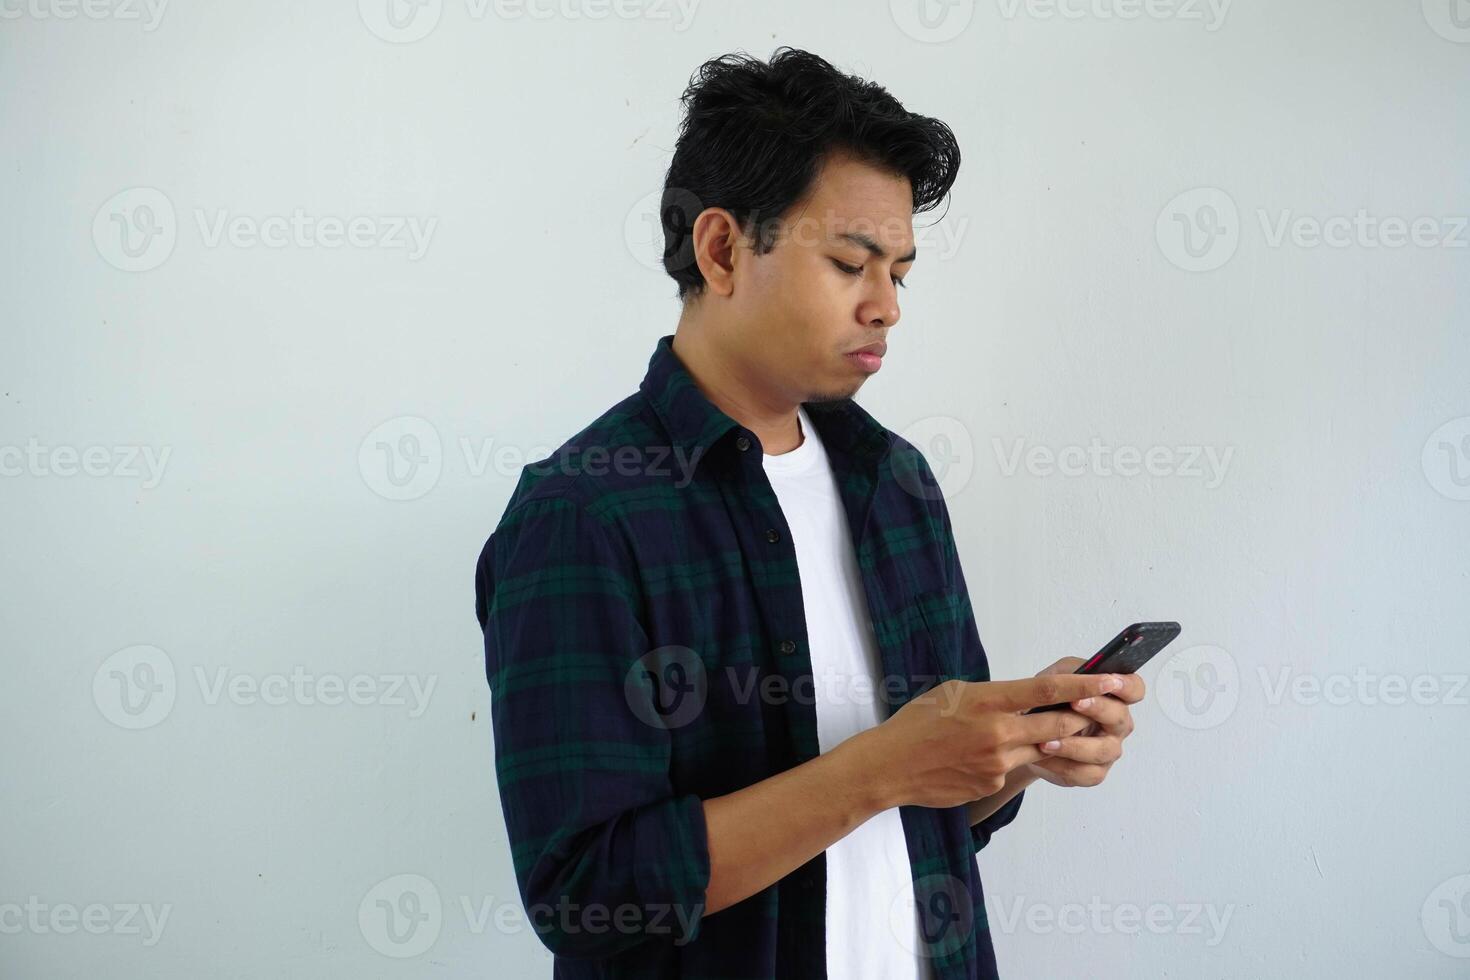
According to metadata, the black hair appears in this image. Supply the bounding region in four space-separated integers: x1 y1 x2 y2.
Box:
659 46 961 302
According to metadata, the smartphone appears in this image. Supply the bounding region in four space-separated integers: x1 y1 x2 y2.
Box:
1025 621 1181 713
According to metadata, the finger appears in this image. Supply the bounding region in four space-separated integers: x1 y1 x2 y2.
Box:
1068 694 1130 734
1010 708 1096 747
1032 756 1111 788
1002 737 1078 771
1035 656 1086 676
1109 673 1147 705
1037 733 1123 765
984 673 1126 713
1002 742 1049 770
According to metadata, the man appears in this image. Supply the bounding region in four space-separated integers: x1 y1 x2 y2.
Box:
474 47 1144 978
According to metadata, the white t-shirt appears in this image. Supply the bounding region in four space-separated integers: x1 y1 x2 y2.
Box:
761 404 932 980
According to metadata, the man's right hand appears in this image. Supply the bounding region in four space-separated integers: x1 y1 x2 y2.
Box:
852 673 1126 810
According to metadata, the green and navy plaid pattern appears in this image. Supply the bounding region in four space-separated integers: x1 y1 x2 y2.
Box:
474 333 1024 978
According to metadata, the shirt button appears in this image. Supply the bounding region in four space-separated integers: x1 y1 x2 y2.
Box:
765 528 780 543
778 639 796 655
735 436 751 451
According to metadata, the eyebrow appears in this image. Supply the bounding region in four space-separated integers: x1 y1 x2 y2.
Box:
837 231 917 264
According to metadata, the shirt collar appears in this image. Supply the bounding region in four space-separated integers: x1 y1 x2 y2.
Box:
638 333 894 477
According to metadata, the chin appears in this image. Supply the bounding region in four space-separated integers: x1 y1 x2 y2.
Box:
808 382 862 403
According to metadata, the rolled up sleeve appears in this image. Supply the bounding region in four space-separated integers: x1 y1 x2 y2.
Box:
474 483 710 959
948 526 1027 853
969 790 1025 853
913 449 1028 854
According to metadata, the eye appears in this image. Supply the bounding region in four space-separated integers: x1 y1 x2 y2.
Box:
833 259 908 289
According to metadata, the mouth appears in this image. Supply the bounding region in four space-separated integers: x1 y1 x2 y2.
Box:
845 341 886 374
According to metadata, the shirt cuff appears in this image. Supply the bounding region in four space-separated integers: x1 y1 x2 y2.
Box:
969 787 1025 853
632 792 712 946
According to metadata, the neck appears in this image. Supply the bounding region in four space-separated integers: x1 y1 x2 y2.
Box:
671 323 805 455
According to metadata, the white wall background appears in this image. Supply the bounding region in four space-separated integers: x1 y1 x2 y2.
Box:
3 1 1467 976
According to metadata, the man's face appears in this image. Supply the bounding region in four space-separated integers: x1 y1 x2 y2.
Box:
723 152 917 405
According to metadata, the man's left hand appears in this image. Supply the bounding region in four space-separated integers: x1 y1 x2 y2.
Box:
1025 656 1145 788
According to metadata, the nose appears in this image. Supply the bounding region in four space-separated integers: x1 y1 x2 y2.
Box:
861 283 901 330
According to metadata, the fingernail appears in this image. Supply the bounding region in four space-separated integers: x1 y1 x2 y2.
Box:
1042 740 1061 750
1105 676 1123 691
1076 697 1094 709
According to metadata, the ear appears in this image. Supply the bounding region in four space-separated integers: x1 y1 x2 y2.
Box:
690 207 743 298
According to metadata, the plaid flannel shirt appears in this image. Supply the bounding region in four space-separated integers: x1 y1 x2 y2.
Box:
474 333 1024 978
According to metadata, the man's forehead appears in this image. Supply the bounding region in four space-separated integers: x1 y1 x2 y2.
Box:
801 161 915 247
779 180 917 256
